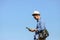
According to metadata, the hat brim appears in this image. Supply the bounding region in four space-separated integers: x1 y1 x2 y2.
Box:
32 14 40 16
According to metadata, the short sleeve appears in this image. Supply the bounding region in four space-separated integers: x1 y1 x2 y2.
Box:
41 21 45 30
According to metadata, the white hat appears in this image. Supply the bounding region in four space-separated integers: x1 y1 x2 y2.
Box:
32 10 40 16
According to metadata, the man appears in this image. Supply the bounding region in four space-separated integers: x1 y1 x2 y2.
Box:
26 10 49 40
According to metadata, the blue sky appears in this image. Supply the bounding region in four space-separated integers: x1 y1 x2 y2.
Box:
0 0 60 40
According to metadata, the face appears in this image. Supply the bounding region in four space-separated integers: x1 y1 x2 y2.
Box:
33 15 40 20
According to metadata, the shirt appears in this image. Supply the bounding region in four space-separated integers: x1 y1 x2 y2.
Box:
34 18 45 40
35 18 45 34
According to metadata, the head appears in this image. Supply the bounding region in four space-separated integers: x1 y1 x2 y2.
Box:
32 11 41 20
33 14 40 20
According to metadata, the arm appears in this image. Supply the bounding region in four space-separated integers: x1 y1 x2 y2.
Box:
30 29 38 32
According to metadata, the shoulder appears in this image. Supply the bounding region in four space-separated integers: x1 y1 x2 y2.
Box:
39 18 45 24
38 18 45 27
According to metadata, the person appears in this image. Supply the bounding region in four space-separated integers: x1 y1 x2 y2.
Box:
26 10 49 40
